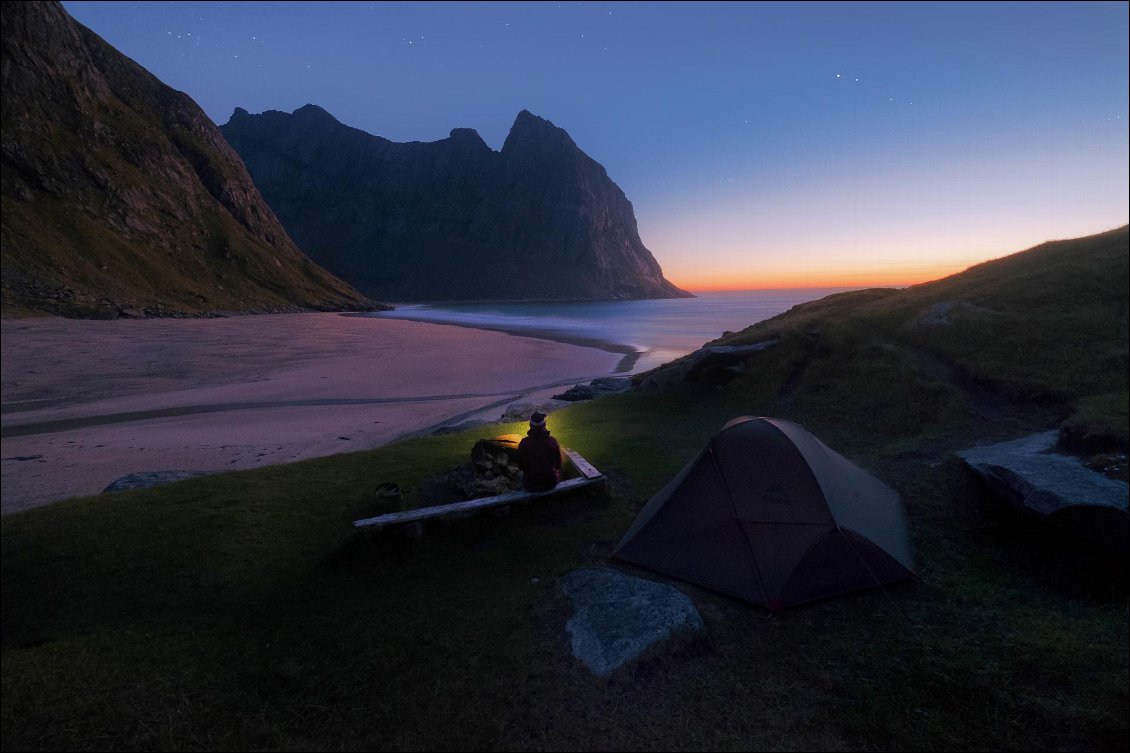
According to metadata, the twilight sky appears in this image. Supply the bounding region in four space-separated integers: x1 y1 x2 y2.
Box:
62 1 1128 291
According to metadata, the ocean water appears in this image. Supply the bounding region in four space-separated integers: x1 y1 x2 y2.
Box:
365 288 854 373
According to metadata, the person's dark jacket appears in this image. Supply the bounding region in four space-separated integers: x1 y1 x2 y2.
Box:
518 426 563 491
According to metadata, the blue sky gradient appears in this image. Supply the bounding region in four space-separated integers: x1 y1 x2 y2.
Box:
62 1 1129 289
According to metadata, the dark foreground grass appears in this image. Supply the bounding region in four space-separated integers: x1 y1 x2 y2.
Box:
2 384 1127 751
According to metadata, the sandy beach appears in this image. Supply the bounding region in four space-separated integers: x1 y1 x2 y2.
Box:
1 312 623 514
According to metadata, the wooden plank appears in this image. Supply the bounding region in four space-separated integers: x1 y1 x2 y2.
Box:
565 449 603 480
353 449 604 530
353 476 602 529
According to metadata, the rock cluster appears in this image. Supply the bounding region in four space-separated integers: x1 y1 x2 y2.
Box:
469 450 522 498
553 377 632 402
428 435 525 501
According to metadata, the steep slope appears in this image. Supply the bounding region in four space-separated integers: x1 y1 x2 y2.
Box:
220 106 692 302
0 1 375 317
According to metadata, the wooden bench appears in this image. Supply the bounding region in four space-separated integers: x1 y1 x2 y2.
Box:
353 449 605 532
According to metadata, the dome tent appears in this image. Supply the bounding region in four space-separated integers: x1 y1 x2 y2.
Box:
613 417 915 610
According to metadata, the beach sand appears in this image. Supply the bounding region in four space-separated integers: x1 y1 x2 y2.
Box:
1 312 622 514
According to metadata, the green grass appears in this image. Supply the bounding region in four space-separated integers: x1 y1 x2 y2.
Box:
3 227 1128 750
3 388 1127 751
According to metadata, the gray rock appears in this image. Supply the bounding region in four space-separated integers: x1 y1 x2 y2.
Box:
558 567 703 677
553 376 632 402
637 339 778 390
471 435 521 466
917 301 961 326
915 299 1000 327
958 431 1129 516
958 431 1129 550
103 470 211 493
553 384 600 401
500 400 570 422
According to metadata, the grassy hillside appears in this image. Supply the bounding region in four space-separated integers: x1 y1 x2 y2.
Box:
1 2 375 318
662 225 1129 455
1 189 374 319
2 228 1127 750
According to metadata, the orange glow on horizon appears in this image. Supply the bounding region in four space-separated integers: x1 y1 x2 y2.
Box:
671 262 974 292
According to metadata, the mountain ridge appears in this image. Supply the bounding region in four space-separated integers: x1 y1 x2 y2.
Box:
220 106 692 302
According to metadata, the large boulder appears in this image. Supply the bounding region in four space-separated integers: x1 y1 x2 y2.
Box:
558 567 703 677
958 431 1129 551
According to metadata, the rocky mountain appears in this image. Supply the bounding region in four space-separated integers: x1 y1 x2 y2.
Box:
220 105 692 302
0 1 376 318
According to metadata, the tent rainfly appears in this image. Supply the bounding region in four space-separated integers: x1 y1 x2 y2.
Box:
613 416 915 610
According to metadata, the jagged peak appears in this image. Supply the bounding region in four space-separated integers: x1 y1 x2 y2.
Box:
509 110 562 135
502 109 577 155
292 103 340 123
514 109 548 126
222 104 341 128
448 127 490 150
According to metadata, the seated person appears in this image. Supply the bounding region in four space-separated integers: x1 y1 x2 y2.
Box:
517 411 562 492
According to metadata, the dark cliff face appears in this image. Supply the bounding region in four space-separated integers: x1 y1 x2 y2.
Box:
0 1 374 317
220 107 692 301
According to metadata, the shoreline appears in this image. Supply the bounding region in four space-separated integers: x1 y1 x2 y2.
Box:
1 312 622 514
347 311 643 373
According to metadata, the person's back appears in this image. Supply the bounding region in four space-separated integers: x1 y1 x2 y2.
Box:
518 412 562 492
